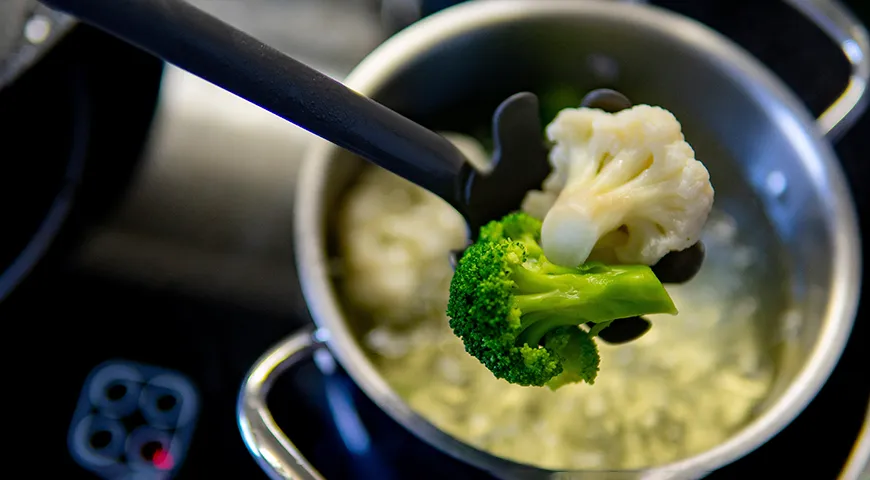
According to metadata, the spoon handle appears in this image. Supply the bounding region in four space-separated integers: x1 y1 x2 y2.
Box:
40 0 470 209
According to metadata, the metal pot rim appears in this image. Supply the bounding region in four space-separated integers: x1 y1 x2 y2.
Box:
293 1 863 476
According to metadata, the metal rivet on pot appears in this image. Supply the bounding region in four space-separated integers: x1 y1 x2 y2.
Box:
765 170 788 199
24 15 52 44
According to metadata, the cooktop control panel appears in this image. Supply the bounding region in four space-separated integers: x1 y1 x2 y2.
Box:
67 361 199 479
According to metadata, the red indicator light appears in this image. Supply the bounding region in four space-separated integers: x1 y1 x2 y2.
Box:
152 448 174 470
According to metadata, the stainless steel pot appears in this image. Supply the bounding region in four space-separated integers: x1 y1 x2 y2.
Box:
238 1 868 478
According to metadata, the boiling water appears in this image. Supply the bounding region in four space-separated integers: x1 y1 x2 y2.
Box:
336 165 775 471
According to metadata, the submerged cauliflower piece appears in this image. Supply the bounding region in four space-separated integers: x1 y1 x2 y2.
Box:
337 133 474 326
522 105 714 267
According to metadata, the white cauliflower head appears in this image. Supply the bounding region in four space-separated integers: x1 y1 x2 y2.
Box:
521 104 714 267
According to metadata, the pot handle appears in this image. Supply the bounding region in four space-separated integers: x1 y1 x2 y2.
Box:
784 0 869 140
237 327 328 480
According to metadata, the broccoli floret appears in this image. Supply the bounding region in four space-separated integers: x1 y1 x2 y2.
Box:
446 212 678 389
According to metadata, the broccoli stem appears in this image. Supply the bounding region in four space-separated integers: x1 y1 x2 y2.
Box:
509 263 589 294
586 320 614 337
511 263 677 347
516 311 588 347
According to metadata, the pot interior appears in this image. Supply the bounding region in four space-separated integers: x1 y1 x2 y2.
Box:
308 4 851 474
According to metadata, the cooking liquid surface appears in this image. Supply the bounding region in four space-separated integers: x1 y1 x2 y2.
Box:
336 165 777 471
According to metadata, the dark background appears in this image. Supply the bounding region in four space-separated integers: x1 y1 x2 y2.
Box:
0 0 867 479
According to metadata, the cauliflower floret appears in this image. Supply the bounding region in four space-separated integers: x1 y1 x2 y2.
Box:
337 133 477 325
521 104 714 267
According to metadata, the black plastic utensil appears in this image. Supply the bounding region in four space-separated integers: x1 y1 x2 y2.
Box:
40 0 703 344
38 0 482 222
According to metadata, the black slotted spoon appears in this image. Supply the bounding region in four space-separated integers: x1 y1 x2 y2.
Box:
40 0 704 344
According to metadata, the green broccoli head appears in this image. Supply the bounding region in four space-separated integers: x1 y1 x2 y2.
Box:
446 212 677 389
